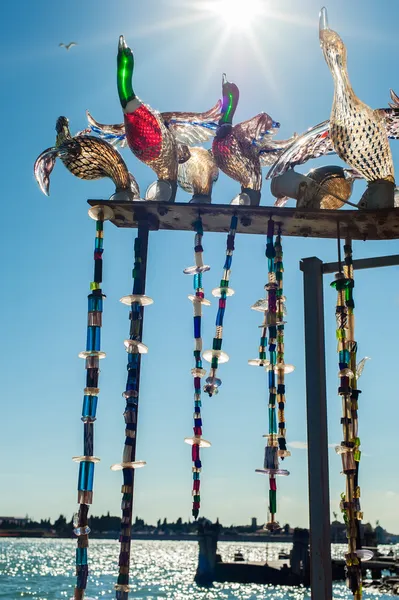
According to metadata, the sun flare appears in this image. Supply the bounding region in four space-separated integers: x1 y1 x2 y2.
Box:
206 0 265 30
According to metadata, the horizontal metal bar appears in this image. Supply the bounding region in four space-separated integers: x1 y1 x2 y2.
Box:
88 200 399 241
322 254 399 274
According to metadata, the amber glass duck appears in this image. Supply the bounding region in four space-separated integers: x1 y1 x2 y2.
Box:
34 116 140 199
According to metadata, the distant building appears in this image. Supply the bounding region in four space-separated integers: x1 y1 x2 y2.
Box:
251 518 257 531
0 517 29 526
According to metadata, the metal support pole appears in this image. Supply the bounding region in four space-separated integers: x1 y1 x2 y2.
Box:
300 257 332 600
323 253 399 274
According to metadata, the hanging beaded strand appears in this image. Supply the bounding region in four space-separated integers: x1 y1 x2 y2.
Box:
183 217 211 520
72 205 113 600
275 228 291 461
332 238 367 600
203 214 238 397
112 224 153 600
254 220 291 532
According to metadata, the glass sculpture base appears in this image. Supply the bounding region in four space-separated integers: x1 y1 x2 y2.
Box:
145 180 173 202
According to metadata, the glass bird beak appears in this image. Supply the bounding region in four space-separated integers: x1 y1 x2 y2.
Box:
319 6 329 35
119 35 128 52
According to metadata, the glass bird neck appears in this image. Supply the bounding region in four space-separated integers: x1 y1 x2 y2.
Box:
117 54 135 108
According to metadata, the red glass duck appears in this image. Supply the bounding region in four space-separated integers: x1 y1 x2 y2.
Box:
212 75 297 206
87 35 222 202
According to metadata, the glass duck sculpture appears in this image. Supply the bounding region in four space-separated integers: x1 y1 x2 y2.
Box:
177 147 219 203
267 9 399 209
86 109 220 203
86 35 222 203
212 75 297 206
34 116 140 200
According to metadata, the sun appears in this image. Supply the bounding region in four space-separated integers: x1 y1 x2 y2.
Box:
205 0 265 30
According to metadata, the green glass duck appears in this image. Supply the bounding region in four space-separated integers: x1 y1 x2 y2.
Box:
87 36 221 202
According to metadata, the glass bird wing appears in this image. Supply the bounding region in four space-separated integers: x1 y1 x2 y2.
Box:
259 137 300 167
86 111 127 147
161 100 222 146
356 357 370 380
389 89 399 109
376 104 399 140
266 120 334 179
34 147 60 195
233 112 280 150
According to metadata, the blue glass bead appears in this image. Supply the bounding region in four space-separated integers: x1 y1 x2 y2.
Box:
277 384 285 394
76 547 88 566
260 336 267 346
216 308 225 326
88 294 103 312
269 326 277 338
95 237 104 250
86 326 101 352
78 461 95 491
231 215 238 229
194 401 202 408
339 350 350 363
268 370 275 388
82 395 98 419
267 257 274 272
194 418 202 427
220 290 227 300
195 460 202 468
269 350 276 363
194 316 201 338
224 255 232 269
339 362 348 370
123 469 133 485
194 273 202 289
193 472 200 480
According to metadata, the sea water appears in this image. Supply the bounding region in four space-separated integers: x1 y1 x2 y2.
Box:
0 538 393 599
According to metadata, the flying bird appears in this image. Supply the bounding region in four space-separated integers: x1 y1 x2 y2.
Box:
59 42 77 51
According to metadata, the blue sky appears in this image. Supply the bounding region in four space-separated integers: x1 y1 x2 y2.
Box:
1 0 399 532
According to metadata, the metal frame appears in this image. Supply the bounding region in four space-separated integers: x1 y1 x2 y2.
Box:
92 200 399 600
300 253 399 600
